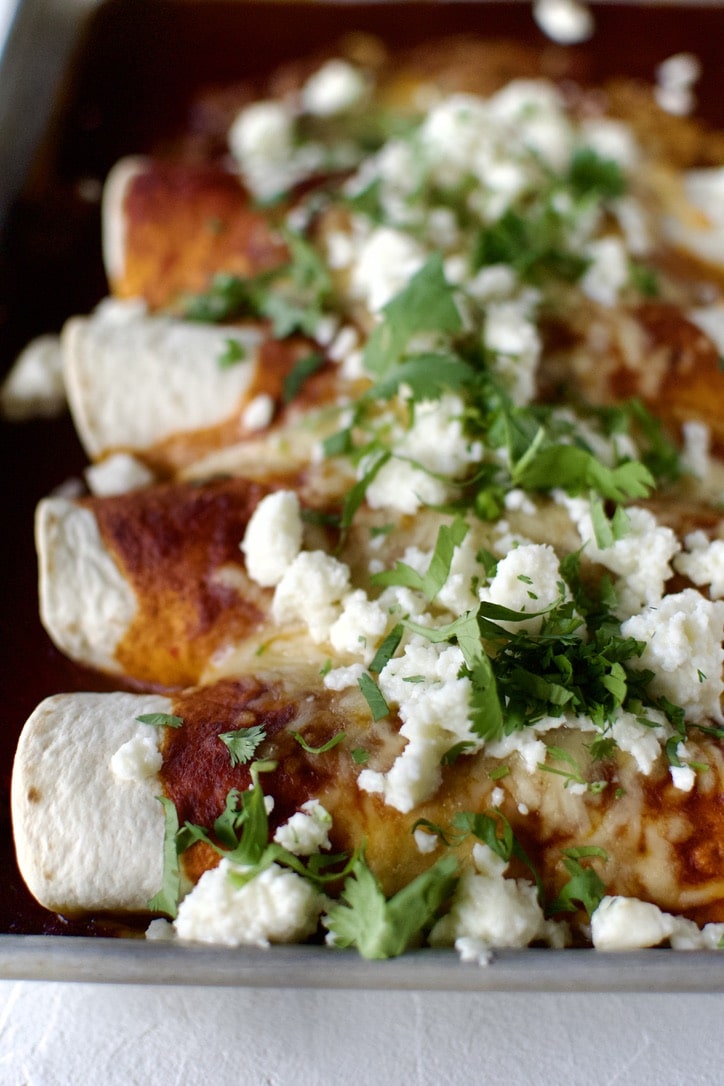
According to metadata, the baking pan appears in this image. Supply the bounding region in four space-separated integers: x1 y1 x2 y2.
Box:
3 0 724 988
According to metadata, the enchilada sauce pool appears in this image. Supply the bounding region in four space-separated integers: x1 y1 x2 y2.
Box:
3 0 724 935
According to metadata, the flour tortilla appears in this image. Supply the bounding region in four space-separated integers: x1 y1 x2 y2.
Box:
62 298 262 461
12 691 171 914
36 496 138 674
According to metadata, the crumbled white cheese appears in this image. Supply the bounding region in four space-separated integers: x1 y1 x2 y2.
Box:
593 894 724 951
483 298 541 406
621 589 724 724
272 550 351 642
580 236 629 307
533 0 594 45
85 453 155 497
675 530 724 599
670 759 696 793
241 489 303 588
655 53 701 117
418 94 495 191
430 843 564 949
241 393 275 432
359 641 478 811
301 59 367 117
145 918 175 941
174 859 325 947
350 226 427 313
1 334 66 420
364 456 448 516
680 420 712 480
564 498 680 618
228 99 297 200
323 663 366 691
328 589 388 664
478 543 570 635
580 119 640 172
413 827 439 855
435 531 484 615
609 708 669 776
364 395 481 515
487 80 574 172
110 734 162 782
273 799 332 856
591 895 677 950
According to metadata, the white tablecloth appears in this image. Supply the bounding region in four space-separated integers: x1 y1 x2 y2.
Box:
1 981 723 1085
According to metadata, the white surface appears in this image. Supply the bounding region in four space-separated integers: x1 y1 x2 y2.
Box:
0 981 723 1085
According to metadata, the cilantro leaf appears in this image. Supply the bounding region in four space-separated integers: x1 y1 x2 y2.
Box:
371 517 469 601
177 762 277 867
325 852 458 959
136 713 184 729
282 352 325 404
358 673 390 721
363 255 462 376
548 847 607 918
512 444 654 502
183 272 260 323
147 796 181 918
291 731 345 755
590 497 630 549
475 206 590 286
567 147 626 200
217 337 247 369
369 624 404 674
218 724 267 767
363 353 474 404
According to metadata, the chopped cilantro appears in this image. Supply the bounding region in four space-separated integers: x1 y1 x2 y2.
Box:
147 796 181 918
358 673 390 721
136 713 184 729
590 497 630 549
371 517 468 601
363 255 462 376
324 851 458 959
548 846 608 918
567 147 626 200
291 731 345 755
369 624 404 675
218 724 267 767
282 352 325 404
217 337 247 369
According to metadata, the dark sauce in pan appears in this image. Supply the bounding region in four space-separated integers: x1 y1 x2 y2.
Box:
2 0 724 936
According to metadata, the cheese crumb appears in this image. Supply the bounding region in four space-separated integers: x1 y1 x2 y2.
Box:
591 895 676 950
174 859 324 947
241 490 303 588
1 334 66 420
110 734 162 782
242 393 275 432
272 550 351 642
301 59 367 117
273 800 332 856
621 589 724 724
430 843 564 949
85 453 155 497
674 530 724 599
